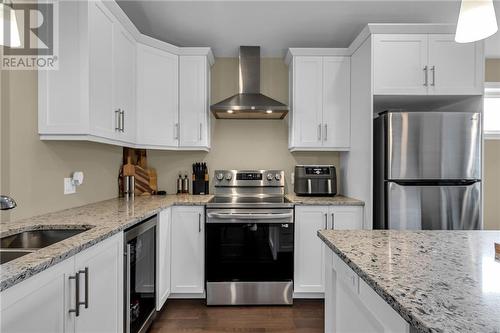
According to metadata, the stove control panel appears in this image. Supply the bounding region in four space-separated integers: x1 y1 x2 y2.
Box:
213 170 285 187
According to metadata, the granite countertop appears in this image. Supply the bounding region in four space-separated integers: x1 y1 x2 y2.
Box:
285 193 364 206
0 194 213 292
318 230 500 333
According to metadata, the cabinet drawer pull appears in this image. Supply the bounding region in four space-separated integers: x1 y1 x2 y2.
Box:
68 273 80 316
331 213 335 230
199 213 202 232
199 123 202 141
115 109 121 131
430 66 436 86
79 267 89 309
120 110 125 132
324 124 327 141
318 124 322 141
324 213 328 229
423 66 428 86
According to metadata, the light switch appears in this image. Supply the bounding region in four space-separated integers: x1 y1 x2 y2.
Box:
64 178 76 194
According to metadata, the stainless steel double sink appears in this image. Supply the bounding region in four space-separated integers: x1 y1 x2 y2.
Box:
0 228 89 265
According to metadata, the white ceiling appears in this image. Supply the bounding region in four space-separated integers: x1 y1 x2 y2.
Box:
117 0 500 58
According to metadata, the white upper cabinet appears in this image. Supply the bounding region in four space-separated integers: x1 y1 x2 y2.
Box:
373 34 429 95
373 34 483 95
179 56 210 149
427 34 483 95
88 0 117 140
292 56 324 148
113 26 137 143
137 44 179 148
288 54 351 151
322 57 351 149
38 0 213 150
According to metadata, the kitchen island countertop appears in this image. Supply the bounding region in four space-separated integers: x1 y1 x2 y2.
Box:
318 229 500 333
0 194 213 292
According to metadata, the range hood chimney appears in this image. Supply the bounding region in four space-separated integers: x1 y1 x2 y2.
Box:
210 46 288 119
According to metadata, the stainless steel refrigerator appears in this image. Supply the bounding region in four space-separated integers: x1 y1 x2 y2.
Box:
373 111 482 230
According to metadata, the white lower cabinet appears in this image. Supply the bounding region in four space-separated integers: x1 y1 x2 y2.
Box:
170 206 205 296
294 205 363 297
0 233 123 333
156 208 172 309
73 232 124 333
325 250 410 333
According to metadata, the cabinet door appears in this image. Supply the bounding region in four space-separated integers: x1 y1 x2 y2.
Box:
113 26 136 143
179 56 209 148
137 44 179 148
330 206 364 230
428 35 483 95
74 233 123 333
38 0 88 135
89 0 117 139
373 34 428 95
294 205 329 294
322 57 351 149
171 206 205 294
157 208 172 310
292 57 324 147
0 257 75 333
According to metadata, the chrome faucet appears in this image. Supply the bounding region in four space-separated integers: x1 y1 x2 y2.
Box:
0 195 17 210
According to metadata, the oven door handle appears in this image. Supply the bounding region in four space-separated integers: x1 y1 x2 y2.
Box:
207 212 293 220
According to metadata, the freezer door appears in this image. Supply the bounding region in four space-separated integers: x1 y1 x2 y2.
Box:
386 181 481 230
386 112 481 180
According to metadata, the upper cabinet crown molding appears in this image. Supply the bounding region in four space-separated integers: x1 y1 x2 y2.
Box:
285 48 350 65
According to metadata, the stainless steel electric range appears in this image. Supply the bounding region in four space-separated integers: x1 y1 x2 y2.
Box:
205 170 294 305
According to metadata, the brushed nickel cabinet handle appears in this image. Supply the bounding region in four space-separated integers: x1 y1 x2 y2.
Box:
324 213 328 229
423 66 428 86
324 124 328 141
430 66 435 86
68 273 80 316
199 123 202 141
318 124 322 141
331 213 335 230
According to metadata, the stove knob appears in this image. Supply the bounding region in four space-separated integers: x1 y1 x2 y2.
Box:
267 173 274 181
216 173 224 181
225 173 233 181
275 173 281 181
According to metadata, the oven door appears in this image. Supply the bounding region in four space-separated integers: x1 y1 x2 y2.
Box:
205 208 294 305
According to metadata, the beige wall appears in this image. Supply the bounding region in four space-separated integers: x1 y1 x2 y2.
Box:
0 69 121 223
484 59 500 230
149 58 339 194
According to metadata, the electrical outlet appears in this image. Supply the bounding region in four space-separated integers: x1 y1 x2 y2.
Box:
64 178 76 194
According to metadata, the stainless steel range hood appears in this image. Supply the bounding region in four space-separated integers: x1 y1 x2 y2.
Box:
210 46 288 119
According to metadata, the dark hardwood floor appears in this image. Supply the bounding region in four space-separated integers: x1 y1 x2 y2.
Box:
149 299 324 333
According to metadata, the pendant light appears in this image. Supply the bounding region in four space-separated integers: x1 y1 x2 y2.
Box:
0 1 21 48
455 0 498 43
